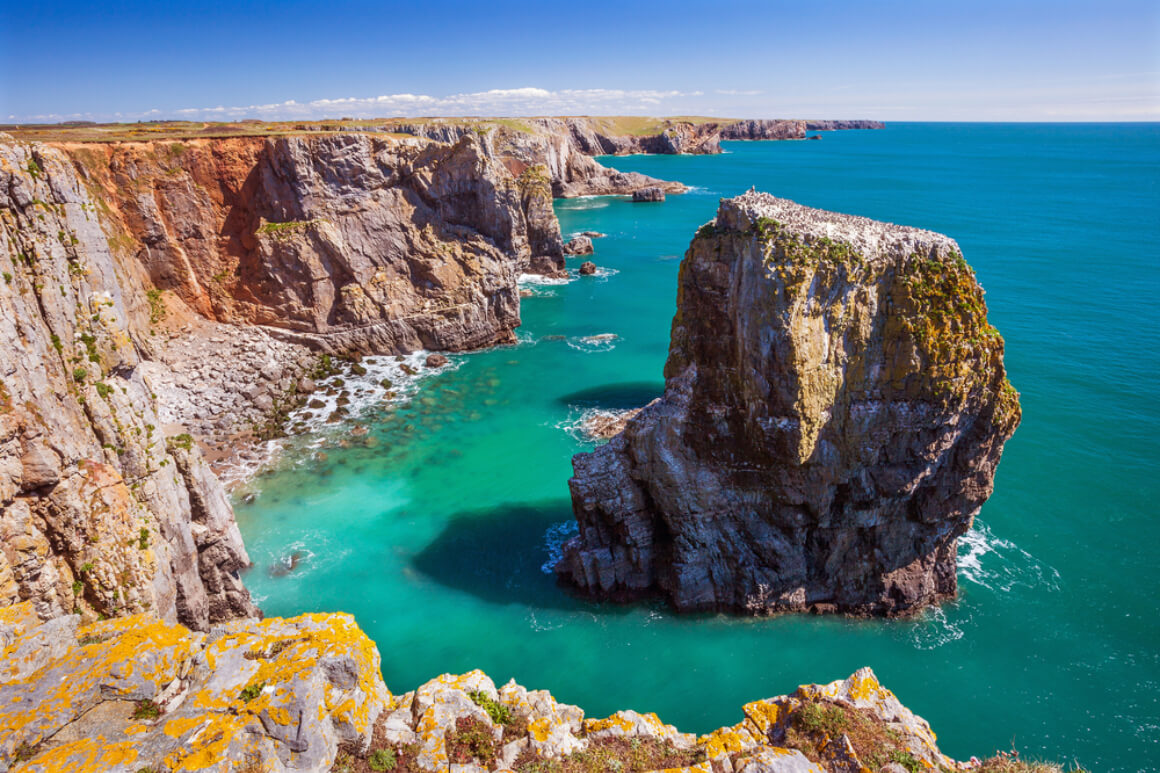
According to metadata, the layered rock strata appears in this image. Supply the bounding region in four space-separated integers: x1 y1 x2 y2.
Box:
0 601 1028 772
0 127 563 632
558 191 1020 616
0 138 257 629
396 118 691 199
720 120 808 140
65 130 560 353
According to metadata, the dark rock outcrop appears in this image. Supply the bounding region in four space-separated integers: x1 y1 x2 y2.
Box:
632 187 666 202
579 261 597 275
558 191 1020 616
564 235 595 255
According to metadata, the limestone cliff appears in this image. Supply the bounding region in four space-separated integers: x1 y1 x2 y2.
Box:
0 127 565 633
0 601 1049 772
0 139 256 629
558 191 1020 616
395 118 693 199
720 120 808 141
805 120 886 131
66 130 560 353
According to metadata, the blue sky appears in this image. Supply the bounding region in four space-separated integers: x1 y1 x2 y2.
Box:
2 0 1157 122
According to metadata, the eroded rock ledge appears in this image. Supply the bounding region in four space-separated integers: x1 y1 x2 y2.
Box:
558 191 1020 616
0 602 1047 772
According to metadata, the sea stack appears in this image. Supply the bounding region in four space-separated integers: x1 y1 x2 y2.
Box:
557 191 1021 616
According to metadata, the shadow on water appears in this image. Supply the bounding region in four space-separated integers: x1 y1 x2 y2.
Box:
411 500 651 616
556 381 664 410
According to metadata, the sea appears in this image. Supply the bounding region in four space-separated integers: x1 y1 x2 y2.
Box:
232 123 1160 771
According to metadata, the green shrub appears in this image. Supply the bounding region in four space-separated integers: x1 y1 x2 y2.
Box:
469 689 512 725
132 700 162 720
368 748 397 771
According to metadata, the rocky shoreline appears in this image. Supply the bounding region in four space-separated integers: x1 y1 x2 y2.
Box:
0 118 1061 772
0 601 1052 772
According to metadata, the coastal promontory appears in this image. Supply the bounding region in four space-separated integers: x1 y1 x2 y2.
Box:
558 191 1021 616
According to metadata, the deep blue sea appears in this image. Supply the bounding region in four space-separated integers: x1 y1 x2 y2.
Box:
234 123 1160 771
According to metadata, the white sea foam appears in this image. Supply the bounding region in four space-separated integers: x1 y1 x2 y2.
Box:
555 405 637 445
540 520 579 574
519 272 574 287
957 521 1061 593
566 333 618 353
221 351 455 490
907 605 968 651
581 266 619 282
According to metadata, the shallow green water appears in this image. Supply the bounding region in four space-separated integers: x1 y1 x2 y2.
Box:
235 124 1160 771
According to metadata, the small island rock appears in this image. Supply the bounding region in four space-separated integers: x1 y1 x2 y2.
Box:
632 187 666 202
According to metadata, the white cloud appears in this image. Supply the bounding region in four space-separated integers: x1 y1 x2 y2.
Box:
9 87 711 124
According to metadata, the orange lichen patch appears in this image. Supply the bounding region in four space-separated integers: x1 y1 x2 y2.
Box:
697 722 759 759
742 699 786 735
529 716 554 743
0 601 38 631
0 614 191 741
583 712 639 735
20 736 138 771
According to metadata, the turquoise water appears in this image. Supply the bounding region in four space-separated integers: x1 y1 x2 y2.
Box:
234 124 1160 771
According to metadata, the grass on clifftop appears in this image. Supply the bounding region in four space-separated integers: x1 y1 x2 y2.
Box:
1 116 745 144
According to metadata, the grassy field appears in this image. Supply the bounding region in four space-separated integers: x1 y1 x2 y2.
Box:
0 116 744 144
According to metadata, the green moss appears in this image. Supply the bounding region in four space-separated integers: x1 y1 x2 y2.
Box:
146 288 166 324
137 528 150 550
26 158 41 179
95 381 112 399
72 367 88 383
167 433 194 452
255 219 323 239
238 681 265 702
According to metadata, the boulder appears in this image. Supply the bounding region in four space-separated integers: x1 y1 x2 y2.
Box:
579 261 597 275
425 353 449 368
632 187 666 202
563 236 594 255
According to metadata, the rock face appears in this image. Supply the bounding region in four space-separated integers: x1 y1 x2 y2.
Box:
0 602 390 772
70 131 557 354
0 603 1031 772
558 191 1020 616
396 118 694 199
804 120 886 131
0 126 570 633
0 138 257 630
721 120 808 140
632 187 666 202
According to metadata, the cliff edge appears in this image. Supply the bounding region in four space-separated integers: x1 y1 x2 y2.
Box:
0 602 1052 772
558 191 1020 616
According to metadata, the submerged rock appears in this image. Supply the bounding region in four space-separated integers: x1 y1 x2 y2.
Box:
558 191 1020 616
